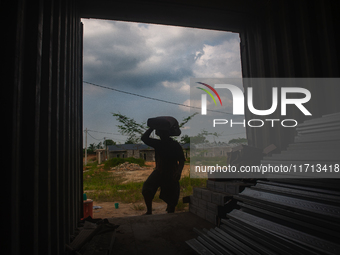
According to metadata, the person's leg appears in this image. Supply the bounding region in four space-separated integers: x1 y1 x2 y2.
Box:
166 204 175 213
143 195 153 215
160 180 180 213
142 170 160 215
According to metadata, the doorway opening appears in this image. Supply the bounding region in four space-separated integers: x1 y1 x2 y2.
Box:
81 18 243 218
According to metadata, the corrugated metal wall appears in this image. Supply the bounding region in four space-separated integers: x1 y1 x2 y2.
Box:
5 0 340 254
240 0 340 150
7 0 83 254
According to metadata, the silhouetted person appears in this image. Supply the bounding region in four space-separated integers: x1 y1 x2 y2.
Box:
141 127 185 214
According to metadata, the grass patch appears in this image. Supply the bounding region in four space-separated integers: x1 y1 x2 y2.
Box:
175 200 187 211
84 179 144 203
131 203 146 211
83 163 207 204
83 165 144 202
179 176 207 197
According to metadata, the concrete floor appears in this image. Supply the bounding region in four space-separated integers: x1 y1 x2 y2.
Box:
108 212 215 255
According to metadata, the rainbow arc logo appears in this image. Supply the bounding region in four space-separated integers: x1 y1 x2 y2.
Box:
196 82 222 115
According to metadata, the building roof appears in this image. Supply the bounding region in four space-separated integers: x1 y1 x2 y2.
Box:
109 143 190 151
108 144 153 151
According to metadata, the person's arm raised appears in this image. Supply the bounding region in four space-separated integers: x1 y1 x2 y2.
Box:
141 127 159 148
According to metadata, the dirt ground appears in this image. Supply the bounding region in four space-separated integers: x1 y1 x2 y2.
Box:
109 161 191 183
84 160 191 219
92 201 169 218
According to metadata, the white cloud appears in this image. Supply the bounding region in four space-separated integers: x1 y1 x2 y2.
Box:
82 19 241 91
162 80 190 93
193 39 242 78
81 19 242 145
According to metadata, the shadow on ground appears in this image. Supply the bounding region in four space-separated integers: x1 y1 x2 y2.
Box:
109 212 214 255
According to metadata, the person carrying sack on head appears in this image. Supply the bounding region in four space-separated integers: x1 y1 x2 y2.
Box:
141 116 185 214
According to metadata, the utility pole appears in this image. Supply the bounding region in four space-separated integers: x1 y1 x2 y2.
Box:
85 128 87 166
104 137 107 161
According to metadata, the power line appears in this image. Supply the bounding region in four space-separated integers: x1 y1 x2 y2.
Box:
86 131 103 141
86 129 127 136
85 129 127 142
83 81 232 115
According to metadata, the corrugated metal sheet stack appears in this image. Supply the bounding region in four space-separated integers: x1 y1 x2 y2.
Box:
187 113 340 254
261 113 340 177
187 179 340 255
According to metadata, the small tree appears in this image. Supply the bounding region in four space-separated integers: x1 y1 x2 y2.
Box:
87 143 96 154
190 133 208 144
112 113 147 144
125 139 135 144
180 134 190 144
96 142 103 149
104 139 115 146
112 112 198 144
190 129 221 144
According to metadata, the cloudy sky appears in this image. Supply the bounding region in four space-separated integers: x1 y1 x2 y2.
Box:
82 18 243 147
